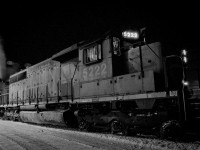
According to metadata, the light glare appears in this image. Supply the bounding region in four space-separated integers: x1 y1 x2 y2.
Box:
182 80 189 86
182 49 187 56
183 56 187 63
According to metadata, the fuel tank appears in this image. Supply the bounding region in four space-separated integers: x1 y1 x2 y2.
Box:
20 110 66 126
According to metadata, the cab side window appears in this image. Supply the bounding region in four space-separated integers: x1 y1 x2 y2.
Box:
84 44 102 64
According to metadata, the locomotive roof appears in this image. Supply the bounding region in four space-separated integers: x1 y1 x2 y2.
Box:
9 68 27 78
51 43 78 59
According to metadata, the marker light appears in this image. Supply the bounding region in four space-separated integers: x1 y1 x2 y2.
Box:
183 56 188 63
181 49 188 63
182 80 189 86
182 49 187 56
122 30 139 40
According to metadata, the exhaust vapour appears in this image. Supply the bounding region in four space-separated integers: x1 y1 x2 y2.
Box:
0 36 6 80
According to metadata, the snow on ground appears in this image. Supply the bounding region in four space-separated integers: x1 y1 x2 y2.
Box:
44 126 200 150
0 120 200 150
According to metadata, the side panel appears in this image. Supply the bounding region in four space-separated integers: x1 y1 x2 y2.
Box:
32 71 38 104
24 79 29 104
18 81 23 104
114 70 155 94
80 81 99 97
79 77 114 97
38 67 46 103
60 63 76 98
27 60 60 104
0 83 9 106
98 78 114 96
46 61 60 103
9 83 17 105
126 42 163 73
9 84 13 105
73 80 80 99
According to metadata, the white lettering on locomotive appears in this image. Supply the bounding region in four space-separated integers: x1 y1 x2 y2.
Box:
82 63 107 81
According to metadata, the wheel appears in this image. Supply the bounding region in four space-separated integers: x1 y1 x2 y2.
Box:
121 126 130 136
11 116 15 121
18 116 22 122
2 115 6 120
159 120 182 140
110 120 129 135
110 120 119 134
63 110 78 128
79 120 91 131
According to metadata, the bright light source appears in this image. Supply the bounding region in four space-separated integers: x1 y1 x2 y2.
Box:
182 49 187 56
182 80 189 86
181 49 188 63
183 56 188 63
122 30 139 40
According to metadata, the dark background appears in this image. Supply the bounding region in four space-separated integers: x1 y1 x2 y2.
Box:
0 3 199 67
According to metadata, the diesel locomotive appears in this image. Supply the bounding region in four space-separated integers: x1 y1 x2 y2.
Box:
1 26 200 138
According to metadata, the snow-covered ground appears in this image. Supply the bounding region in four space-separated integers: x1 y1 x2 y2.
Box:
0 120 200 150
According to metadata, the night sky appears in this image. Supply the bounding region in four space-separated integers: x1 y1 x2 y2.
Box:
0 3 199 68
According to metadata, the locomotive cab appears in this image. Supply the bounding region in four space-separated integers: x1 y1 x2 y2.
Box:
111 29 165 94
78 28 165 99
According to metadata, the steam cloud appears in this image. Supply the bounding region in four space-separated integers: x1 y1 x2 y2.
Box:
0 36 6 80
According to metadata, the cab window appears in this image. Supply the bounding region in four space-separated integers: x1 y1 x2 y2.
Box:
84 44 102 64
